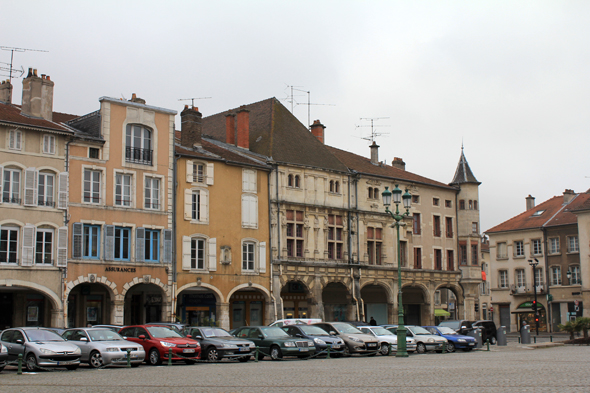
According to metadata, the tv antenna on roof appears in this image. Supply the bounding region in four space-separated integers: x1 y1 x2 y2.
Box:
283 85 335 129
178 97 212 108
356 117 390 143
0 46 48 81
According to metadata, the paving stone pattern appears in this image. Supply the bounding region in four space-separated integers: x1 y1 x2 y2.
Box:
1 344 588 393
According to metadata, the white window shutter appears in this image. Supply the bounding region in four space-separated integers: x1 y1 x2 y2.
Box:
208 237 217 271
206 163 214 185
135 227 145 262
241 195 248 227
259 241 266 273
9 131 15 149
182 236 191 270
184 189 192 220
58 172 68 210
16 131 21 149
186 160 193 183
56 226 68 267
249 170 257 191
21 225 36 266
200 190 208 222
242 170 249 191
163 229 173 263
24 168 38 206
0 165 4 204
250 195 258 228
72 223 83 258
104 225 115 261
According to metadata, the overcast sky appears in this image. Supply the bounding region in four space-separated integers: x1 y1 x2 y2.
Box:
3 1 589 232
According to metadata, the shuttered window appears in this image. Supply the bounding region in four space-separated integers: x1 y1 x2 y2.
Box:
0 227 19 263
241 194 258 228
242 169 257 192
43 135 56 154
35 228 53 264
144 229 159 262
8 130 22 150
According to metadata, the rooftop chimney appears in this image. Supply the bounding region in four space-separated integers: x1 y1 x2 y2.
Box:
236 105 249 149
129 93 146 104
181 105 203 148
310 119 325 144
225 113 236 145
21 68 54 121
392 157 406 171
0 79 13 104
370 141 379 165
563 189 575 204
525 195 535 211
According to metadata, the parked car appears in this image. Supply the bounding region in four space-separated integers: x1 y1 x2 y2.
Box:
313 322 379 356
472 320 498 344
119 325 200 365
383 325 447 354
281 324 345 355
0 342 8 372
148 322 190 336
358 326 417 355
63 327 145 368
91 325 126 333
231 326 315 360
0 327 81 371
423 326 476 352
185 326 254 362
269 319 322 327
438 320 473 336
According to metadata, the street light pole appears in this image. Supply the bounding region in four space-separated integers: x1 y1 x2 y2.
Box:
528 258 539 336
382 185 412 358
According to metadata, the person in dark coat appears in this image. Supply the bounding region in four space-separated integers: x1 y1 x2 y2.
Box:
370 317 377 326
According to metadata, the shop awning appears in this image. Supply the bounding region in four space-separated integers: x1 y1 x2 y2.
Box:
435 309 451 317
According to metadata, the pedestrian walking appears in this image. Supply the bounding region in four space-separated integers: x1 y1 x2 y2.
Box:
370 317 377 326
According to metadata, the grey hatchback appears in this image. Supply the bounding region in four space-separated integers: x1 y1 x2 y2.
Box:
185 326 255 361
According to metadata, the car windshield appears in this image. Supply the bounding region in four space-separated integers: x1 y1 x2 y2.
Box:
371 327 394 336
409 326 432 335
437 327 457 335
25 329 64 342
439 321 460 330
332 323 362 334
147 326 183 338
260 327 290 338
201 328 232 338
88 329 124 341
299 326 329 336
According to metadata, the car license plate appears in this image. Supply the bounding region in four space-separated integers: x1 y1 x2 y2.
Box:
239 347 249 352
299 348 308 352
332 345 340 349
469 343 475 346
368 343 377 347
57 361 73 366
183 349 195 353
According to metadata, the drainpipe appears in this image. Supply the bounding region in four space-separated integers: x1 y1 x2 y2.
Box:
351 268 360 321
61 137 73 328
269 165 277 321
171 153 179 323
359 268 365 322
542 226 551 333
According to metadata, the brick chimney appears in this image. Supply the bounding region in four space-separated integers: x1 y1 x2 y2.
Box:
21 68 54 121
310 120 325 144
236 105 249 149
563 189 575 204
525 195 535 211
370 141 379 165
225 113 236 145
392 157 406 171
181 105 203 147
0 79 13 103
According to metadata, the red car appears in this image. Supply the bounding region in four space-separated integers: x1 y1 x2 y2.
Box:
119 325 200 365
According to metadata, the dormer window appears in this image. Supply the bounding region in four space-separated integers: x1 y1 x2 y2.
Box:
125 124 152 165
43 135 56 155
532 210 545 217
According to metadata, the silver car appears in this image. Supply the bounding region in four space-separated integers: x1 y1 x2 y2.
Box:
0 327 81 371
63 328 145 368
385 325 447 354
358 326 417 354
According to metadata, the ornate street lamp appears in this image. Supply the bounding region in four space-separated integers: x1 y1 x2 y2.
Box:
382 185 412 357
528 258 539 336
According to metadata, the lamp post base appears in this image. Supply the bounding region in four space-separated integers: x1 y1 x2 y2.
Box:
396 325 409 357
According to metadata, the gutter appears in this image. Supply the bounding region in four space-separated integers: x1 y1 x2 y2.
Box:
269 164 277 321
171 152 179 322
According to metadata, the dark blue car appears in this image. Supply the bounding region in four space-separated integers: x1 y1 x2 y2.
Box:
281 324 346 355
423 326 476 352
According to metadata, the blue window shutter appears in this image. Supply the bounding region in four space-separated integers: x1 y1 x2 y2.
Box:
136 227 145 262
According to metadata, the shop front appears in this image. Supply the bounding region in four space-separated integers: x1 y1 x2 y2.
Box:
179 292 217 326
513 301 547 332
229 290 266 329
67 283 112 327
281 281 311 319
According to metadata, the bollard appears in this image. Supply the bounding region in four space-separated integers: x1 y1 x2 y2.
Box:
17 353 22 375
387 342 392 356
534 336 537 344
168 348 172 366
550 336 553 343
442 341 447 354
486 339 490 351
518 337 521 344
255 347 259 363
326 344 331 359
127 348 131 368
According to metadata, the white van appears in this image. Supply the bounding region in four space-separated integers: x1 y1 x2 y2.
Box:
269 318 322 327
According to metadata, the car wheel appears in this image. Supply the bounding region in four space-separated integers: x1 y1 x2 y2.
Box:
238 356 250 362
270 345 283 360
343 345 351 357
66 365 79 371
416 343 426 354
89 350 104 368
206 347 222 361
148 348 162 365
379 343 390 356
490 336 497 345
25 353 38 372
446 342 455 353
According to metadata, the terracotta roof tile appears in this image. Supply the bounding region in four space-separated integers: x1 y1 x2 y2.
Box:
175 137 270 169
0 102 75 133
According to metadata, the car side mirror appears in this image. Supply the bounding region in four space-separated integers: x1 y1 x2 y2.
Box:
461 326 467 329
138 335 146 340
295 334 303 338
16 339 23 344
186 334 192 338
258 335 263 339
80 337 88 341
195 336 203 340
329 331 337 336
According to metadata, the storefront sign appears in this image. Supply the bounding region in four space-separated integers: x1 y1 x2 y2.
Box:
105 267 137 273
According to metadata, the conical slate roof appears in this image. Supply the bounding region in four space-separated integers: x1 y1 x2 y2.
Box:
450 147 480 185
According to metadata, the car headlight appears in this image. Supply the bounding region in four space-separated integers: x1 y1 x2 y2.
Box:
307 340 314 346
248 343 255 348
106 347 118 352
160 341 176 348
427 338 434 343
349 336 362 343
284 342 296 347
314 338 326 345
458 339 466 343
39 348 57 355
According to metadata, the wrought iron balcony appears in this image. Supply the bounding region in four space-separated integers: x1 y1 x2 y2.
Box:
37 198 56 207
126 146 153 165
